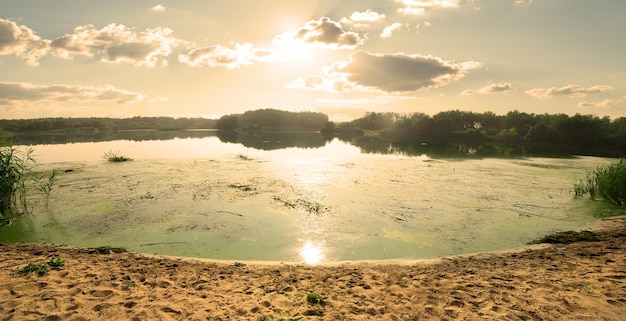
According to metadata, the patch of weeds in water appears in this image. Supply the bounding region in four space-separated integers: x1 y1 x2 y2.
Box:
104 150 132 162
528 230 600 245
228 184 255 192
16 262 49 276
272 196 326 214
237 153 252 161
47 256 65 267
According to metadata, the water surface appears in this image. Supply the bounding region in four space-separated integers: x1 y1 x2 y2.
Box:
1 137 618 263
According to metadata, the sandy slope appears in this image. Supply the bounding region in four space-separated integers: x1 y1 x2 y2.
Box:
1 218 625 321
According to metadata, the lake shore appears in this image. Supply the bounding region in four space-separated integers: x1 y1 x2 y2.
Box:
1 217 625 320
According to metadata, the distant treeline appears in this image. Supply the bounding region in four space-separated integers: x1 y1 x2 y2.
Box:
216 109 328 131
0 117 217 133
323 110 626 152
2 109 626 157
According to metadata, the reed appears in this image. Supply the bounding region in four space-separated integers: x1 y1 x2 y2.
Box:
574 158 626 207
0 146 35 226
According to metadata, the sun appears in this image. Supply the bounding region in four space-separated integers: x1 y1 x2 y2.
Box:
273 34 316 64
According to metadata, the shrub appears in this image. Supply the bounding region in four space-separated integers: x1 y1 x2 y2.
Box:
1 146 35 226
574 158 626 207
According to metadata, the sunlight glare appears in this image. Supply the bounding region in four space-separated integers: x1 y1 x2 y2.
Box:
300 241 324 264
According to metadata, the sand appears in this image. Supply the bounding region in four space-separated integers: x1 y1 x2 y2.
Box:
1 218 625 321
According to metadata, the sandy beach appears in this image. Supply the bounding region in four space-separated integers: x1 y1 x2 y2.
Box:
1 217 625 321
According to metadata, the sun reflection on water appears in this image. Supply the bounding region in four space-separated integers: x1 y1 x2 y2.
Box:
300 241 324 264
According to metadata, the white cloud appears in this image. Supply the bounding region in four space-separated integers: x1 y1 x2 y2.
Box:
349 10 386 23
0 81 146 105
515 0 533 5
50 23 177 67
150 5 166 13
289 51 481 93
275 17 363 49
525 85 612 98
395 0 461 15
577 97 626 109
178 43 276 69
0 18 50 66
461 82 514 95
381 23 408 38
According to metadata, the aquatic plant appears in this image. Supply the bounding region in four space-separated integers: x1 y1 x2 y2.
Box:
574 158 626 207
0 146 36 226
36 170 58 209
104 150 132 162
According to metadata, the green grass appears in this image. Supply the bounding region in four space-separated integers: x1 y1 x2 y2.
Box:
1 146 35 226
104 150 132 162
306 292 326 306
47 256 65 267
574 158 626 207
16 262 49 276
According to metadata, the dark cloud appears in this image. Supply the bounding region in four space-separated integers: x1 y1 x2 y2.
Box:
328 51 480 92
276 17 363 49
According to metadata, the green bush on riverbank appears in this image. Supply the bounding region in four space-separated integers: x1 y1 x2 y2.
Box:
575 158 626 207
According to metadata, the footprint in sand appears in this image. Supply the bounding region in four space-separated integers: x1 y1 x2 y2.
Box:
90 289 114 298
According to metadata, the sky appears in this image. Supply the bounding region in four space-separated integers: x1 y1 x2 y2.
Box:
1 0 625 121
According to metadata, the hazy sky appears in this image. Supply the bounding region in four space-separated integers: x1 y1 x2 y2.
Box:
1 0 625 121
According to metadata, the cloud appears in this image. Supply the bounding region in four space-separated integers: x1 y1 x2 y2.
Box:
178 43 276 69
288 51 481 93
461 82 514 95
395 0 461 15
342 9 386 26
0 18 50 66
275 17 363 49
577 96 626 109
381 23 408 38
0 81 146 105
515 0 533 5
150 5 166 13
525 85 612 98
50 23 177 67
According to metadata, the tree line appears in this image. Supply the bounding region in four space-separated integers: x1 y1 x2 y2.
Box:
324 110 626 152
0 117 217 133
216 109 329 131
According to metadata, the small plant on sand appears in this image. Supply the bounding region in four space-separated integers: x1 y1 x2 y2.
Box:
124 280 137 289
47 256 65 267
574 158 626 208
36 170 58 209
1 146 36 226
17 262 49 276
104 150 132 162
306 292 326 306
